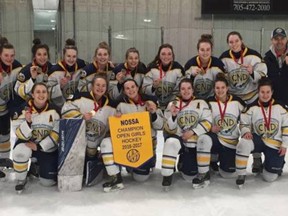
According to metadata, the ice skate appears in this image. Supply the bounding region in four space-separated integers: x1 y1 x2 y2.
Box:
27 162 39 178
0 170 5 178
162 175 173 191
252 157 263 175
192 172 210 189
15 179 27 194
103 173 124 192
209 162 219 174
236 175 246 189
0 158 13 168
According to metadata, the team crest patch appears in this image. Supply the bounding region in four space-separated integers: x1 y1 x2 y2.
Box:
17 73 25 82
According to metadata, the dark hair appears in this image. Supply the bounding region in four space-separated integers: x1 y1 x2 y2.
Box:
31 38 50 60
123 78 139 89
179 78 194 91
258 77 273 91
31 82 48 94
0 37 14 54
151 43 175 65
63 38 77 56
94 41 111 57
125 47 139 60
214 73 229 87
197 34 213 50
226 31 246 50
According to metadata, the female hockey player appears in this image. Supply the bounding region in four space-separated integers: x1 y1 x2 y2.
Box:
14 38 52 101
161 78 212 190
78 41 114 93
101 79 163 192
192 74 246 189
235 78 287 188
185 34 225 99
220 31 268 174
0 38 22 178
61 73 117 186
109 47 147 100
142 43 184 110
12 83 60 193
47 39 86 108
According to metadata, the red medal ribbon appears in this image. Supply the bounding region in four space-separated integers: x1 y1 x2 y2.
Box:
217 97 228 125
0 61 12 74
260 101 272 130
179 97 193 111
93 98 102 112
197 56 212 74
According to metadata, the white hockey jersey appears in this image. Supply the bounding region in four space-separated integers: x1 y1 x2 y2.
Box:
0 60 22 116
240 99 288 149
164 97 212 148
142 61 184 110
207 95 246 149
13 100 60 152
220 47 267 104
61 92 116 150
185 56 225 99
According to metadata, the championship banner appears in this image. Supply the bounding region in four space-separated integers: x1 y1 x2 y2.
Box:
58 119 86 192
109 111 153 168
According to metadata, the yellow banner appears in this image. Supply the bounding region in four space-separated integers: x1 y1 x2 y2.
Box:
109 111 153 168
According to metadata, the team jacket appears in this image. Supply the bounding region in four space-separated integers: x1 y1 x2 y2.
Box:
185 56 225 99
116 94 163 138
264 45 288 106
142 61 184 109
220 47 267 104
61 92 116 148
77 61 115 93
0 60 22 116
13 100 60 152
47 59 86 108
164 97 212 148
14 61 53 101
240 99 288 150
207 95 246 149
109 62 147 100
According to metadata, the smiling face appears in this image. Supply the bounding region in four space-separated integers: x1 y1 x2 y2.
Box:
214 81 228 101
259 85 273 103
64 49 77 66
0 48 15 66
228 34 243 52
180 82 193 100
34 48 48 66
126 52 139 69
123 80 139 101
92 77 107 99
272 36 288 52
32 84 48 108
198 42 212 63
159 47 173 66
95 48 109 67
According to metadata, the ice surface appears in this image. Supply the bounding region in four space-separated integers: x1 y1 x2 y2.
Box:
1 131 288 216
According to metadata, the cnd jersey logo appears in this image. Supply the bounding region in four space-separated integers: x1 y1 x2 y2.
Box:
194 78 213 98
155 81 175 98
31 127 51 142
227 68 250 90
0 84 12 101
215 113 237 135
86 119 106 139
255 118 279 138
177 110 199 131
62 81 79 98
